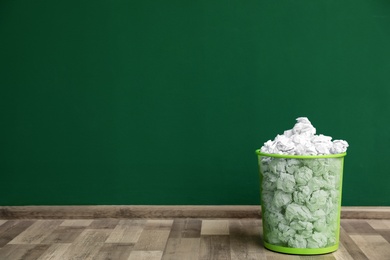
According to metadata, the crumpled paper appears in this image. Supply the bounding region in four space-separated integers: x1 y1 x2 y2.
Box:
294 166 313 186
277 173 296 193
288 234 308 248
307 232 328 248
285 203 313 222
261 157 343 248
273 190 293 208
261 117 349 155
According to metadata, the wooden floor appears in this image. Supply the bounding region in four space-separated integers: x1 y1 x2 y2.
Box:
0 218 389 260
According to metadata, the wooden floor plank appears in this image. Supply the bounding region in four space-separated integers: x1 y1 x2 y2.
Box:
338 227 369 260
21 244 52 260
0 220 35 247
341 220 378 234
41 226 85 244
73 229 112 244
182 219 202 238
201 220 230 235
349 234 390 260
9 220 61 244
60 219 93 227
383 220 390 227
0 220 7 226
88 218 120 229
36 243 72 260
332 241 354 260
167 219 185 239
265 252 301 259
0 244 34 259
162 237 200 260
231 251 265 260
299 255 336 260
61 242 105 260
366 219 390 230
144 219 174 230
200 235 231 260
0 244 50 260
167 219 202 239
376 229 390 243
94 243 134 260
229 219 265 260
0 220 17 235
133 229 171 251
105 221 144 244
60 229 112 259
128 250 164 260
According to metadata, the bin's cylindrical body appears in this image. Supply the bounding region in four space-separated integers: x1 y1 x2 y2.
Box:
256 150 346 255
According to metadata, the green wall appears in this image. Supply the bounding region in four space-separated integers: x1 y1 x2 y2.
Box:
1 0 389 206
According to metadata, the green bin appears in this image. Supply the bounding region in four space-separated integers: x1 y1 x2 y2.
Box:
256 150 346 255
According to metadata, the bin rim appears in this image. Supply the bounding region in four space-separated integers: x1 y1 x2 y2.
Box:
255 149 346 159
